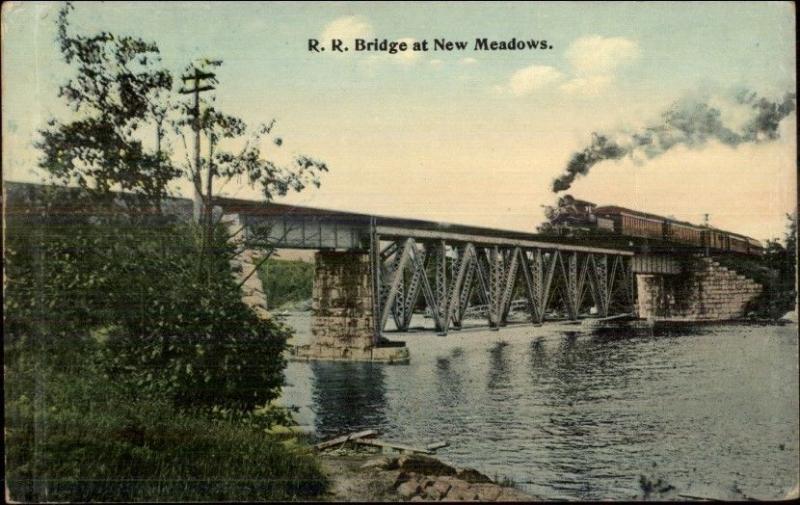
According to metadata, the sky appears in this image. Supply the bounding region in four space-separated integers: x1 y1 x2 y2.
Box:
2 1 797 242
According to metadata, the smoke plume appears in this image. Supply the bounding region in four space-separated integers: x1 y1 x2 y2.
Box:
552 89 796 193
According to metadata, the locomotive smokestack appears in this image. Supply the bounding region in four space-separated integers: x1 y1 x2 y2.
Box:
551 89 796 193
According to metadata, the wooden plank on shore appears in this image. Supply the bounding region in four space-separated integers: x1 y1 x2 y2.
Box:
352 437 432 454
314 429 378 450
676 495 724 501
426 441 449 451
592 312 636 322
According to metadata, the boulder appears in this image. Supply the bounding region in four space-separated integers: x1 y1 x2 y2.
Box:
495 487 533 501
440 477 472 495
397 454 457 476
397 480 422 499
423 486 443 500
446 486 480 501
455 468 493 484
394 471 413 487
431 479 452 498
469 483 502 501
361 456 395 470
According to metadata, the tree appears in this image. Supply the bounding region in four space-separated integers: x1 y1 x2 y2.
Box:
39 3 328 242
20 2 330 418
37 2 178 216
173 59 328 248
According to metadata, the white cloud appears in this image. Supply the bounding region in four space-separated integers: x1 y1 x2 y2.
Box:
459 57 477 65
560 74 614 96
565 35 639 76
320 15 374 44
320 18 421 66
496 35 640 97
508 65 565 96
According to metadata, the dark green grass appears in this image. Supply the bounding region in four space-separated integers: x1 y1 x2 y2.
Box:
4 356 328 502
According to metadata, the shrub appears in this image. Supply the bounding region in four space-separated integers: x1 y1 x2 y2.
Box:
4 197 290 415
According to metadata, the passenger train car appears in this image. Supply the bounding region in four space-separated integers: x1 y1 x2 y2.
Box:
549 196 764 256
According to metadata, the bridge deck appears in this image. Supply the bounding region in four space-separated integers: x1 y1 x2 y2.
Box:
216 197 633 255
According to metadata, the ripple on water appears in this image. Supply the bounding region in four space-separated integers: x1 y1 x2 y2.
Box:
279 314 799 500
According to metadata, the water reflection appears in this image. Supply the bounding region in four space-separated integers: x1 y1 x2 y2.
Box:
487 341 511 392
285 318 798 500
435 347 466 408
310 361 388 437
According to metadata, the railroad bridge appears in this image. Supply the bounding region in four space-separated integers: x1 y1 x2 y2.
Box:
216 197 762 364
3 182 762 364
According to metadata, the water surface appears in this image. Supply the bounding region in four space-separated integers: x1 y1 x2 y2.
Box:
280 314 798 500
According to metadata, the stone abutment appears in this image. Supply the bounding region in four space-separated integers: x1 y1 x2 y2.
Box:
637 256 762 321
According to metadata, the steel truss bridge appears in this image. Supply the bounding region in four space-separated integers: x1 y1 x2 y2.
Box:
371 233 636 336
216 197 637 338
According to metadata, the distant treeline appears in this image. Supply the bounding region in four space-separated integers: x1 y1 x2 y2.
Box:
259 258 314 309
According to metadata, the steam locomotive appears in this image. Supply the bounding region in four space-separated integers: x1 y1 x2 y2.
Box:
548 195 764 256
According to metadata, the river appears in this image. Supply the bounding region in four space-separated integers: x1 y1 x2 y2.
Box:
279 313 798 500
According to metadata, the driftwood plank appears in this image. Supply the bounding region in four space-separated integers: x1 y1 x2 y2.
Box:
314 429 378 450
676 495 724 501
352 437 432 454
425 441 449 451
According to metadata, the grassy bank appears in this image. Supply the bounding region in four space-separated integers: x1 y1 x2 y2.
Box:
4 346 328 502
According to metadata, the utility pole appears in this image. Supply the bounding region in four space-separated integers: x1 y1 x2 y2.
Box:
179 67 216 224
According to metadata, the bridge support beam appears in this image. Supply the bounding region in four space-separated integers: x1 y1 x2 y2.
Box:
291 250 409 364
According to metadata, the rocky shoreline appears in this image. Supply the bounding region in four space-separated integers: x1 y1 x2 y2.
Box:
318 450 537 502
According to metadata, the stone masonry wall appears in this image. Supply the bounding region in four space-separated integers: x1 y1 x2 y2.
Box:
310 250 375 355
293 250 409 364
221 213 270 320
637 256 762 320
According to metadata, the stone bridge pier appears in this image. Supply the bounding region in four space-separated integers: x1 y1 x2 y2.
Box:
292 251 410 364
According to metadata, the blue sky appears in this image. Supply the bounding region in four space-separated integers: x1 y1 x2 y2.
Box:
2 1 796 240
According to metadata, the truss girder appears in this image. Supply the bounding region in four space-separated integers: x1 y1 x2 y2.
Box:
372 237 635 336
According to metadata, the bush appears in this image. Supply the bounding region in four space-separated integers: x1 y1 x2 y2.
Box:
3 192 328 501
712 261 794 319
99 224 292 414
4 198 290 415
4 353 327 502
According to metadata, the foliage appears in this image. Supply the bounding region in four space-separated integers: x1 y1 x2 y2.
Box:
715 213 797 319
39 3 328 244
100 226 292 413
4 202 291 414
3 194 323 501
5 4 334 501
4 348 326 503
759 213 797 317
172 59 328 243
19 1 335 415
258 258 315 309
37 2 178 212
